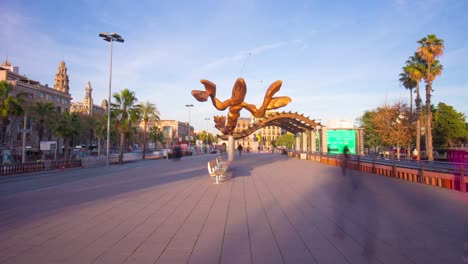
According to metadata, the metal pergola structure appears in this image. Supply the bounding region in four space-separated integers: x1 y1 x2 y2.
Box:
218 111 323 140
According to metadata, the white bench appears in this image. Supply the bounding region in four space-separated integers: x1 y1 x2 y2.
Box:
216 156 230 170
208 157 231 184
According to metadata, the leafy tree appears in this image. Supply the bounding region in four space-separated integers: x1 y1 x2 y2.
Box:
433 102 468 149
198 131 216 145
75 114 101 152
148 125 163 146
270 139 277 148
417 34 445 160
54 111 80 162
29 101 57 143
0 81 25 146
358 110 382 153
137 101 160 159
372 102 414 159
94 115 108 155
111 89 140 164
276 133 295 149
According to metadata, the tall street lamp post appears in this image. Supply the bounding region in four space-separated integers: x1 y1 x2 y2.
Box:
204 117 210 147
99 32 124 167
185 104 194 149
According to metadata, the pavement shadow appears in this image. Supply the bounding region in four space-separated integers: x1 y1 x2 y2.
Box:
0 155 217 229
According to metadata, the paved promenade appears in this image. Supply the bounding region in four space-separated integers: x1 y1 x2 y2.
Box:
0 153 467 264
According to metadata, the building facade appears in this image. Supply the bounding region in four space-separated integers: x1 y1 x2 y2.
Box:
250 112 285 149
233 117 253 150
70 81 107 117
158 120 192 143
222 113 286 151
0 60 73 154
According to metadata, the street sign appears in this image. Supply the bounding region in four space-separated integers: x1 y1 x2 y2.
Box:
327 130 356 154
40 141 57 151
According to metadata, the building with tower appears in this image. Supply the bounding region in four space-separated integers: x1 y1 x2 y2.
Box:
70 81 107 117
54 61 70 94
0 60 73 158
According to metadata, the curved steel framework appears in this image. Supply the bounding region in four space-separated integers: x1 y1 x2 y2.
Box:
218 111 323 140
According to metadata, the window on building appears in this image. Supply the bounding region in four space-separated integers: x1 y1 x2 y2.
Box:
39 92 45 98
56 97 61 103
56 106 62 113
48 95 54 100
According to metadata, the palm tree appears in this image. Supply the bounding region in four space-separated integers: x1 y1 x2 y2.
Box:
398 71 417 113
111 89 139 164
29 101 57 143
95 116 108 156
137 101 160 159
417 34 445 161
0 81 25 146
403 53 425 160
77 115 99 148
149 126 164 148
398 70 417 158
54 111 80 163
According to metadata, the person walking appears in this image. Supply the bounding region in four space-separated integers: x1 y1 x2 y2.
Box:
237 143 243 157
342 145 350 176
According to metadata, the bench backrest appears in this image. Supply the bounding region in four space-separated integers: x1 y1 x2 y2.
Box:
216 156 226 166
208 160 217 174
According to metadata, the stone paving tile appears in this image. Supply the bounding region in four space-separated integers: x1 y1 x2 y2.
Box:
251 171 317 264
155 182 220 264
187 181 233 264
3 179 192 264
0 154 467 264
254 167 349 264
220 175 252 264
70 178 200 264
243 175 284 264
122 176 211 264
0 191 150 263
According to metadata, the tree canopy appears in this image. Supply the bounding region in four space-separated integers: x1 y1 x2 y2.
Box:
433 102 468 149
276 133 295 149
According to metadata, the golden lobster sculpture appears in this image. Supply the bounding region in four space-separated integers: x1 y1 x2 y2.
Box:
191 78 291 135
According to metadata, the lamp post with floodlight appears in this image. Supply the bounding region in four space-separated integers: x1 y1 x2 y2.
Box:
204 117 210 148
99 32 124 167
185 104 194 149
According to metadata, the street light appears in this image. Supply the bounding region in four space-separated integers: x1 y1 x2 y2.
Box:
185 104 194 148
204 117 211 147
99 32 124 167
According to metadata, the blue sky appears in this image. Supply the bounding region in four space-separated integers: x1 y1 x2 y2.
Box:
1 0 467 133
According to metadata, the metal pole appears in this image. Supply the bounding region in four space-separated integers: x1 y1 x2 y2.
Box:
205 117 210 148
188 107 191 147
106 39 113 168
185 104 194 149
21 112 27 164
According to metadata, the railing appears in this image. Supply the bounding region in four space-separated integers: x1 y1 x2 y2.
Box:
0 159 83 176
0 162 45 176
290 151 468 192
48 160 83 169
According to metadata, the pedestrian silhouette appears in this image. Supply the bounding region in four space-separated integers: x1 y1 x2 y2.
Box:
237 143 243 157
342 145 350 176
